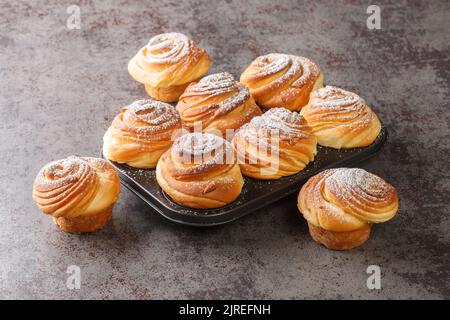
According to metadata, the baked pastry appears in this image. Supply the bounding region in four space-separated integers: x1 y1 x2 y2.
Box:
232 108 317 179
176 72 262 139
301 86 381 148
156 132 243 209
128 32 211 102
240 53 323 111
298 168 399 250
103 99 182 169
32 156 120 233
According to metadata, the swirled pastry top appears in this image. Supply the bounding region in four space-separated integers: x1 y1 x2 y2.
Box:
156 133 243 208
301 86 381 148
103 99 182 168
302 86 374 125
112 99 181 140
129 32 211 87
240 53 322 110
169 132 236 177
298 168 399 232
33 156 120 218
237 108 313 144
232 108 316 179
177 72 260 133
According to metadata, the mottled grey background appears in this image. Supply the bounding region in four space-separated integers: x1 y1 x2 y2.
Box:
0 0 449 299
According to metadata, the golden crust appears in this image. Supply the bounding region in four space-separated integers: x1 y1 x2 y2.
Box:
128 32 211 102
103 99 182 169
176 72 262 139
232 108 317 179
307 222 372 250
52 205 113 233
32 156 120 233
301 86 381 148
156 133 244 209
144 83 190 103
298 168 399 249
240 54 323 111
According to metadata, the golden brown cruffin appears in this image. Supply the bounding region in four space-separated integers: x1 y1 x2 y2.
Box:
176 72 262 139
240 53 323 111
298 168 399 250
32 156 120 233
103 99 182 169
156 132 244 209
301 86 382 149
128 32 211 102
232 108 317 180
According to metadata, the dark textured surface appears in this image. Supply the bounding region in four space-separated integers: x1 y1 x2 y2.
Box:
0 0 449 299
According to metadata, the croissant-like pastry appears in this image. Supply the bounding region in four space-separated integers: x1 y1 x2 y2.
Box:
156 132 244 209
298 168 399 250
232 108 317 179
103 99 182 169
128 32 211 102
176 72 262 139
240 53 323 111
301 86 381 148
32 156 120 233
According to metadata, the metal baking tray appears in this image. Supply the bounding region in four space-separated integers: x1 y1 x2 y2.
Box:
104 127 387 226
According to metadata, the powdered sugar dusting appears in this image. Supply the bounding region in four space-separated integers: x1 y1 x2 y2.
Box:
255 53 292 78
125 99 180 125
116 99 181 137
250 54 300 86
180 72 250 115
246 108 309 139
34 156 95 192
293 56 320 87
303 86 376 132
325 168 392 200
234 108 313 158
301 168 397 227
244 53 320 90
136 32 206 69
173 132 230 157
171 132 235 172
312 86 365 112
195 72 236 91
145 32 191 64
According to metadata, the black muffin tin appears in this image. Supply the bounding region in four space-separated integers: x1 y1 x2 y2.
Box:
105 127 387 226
